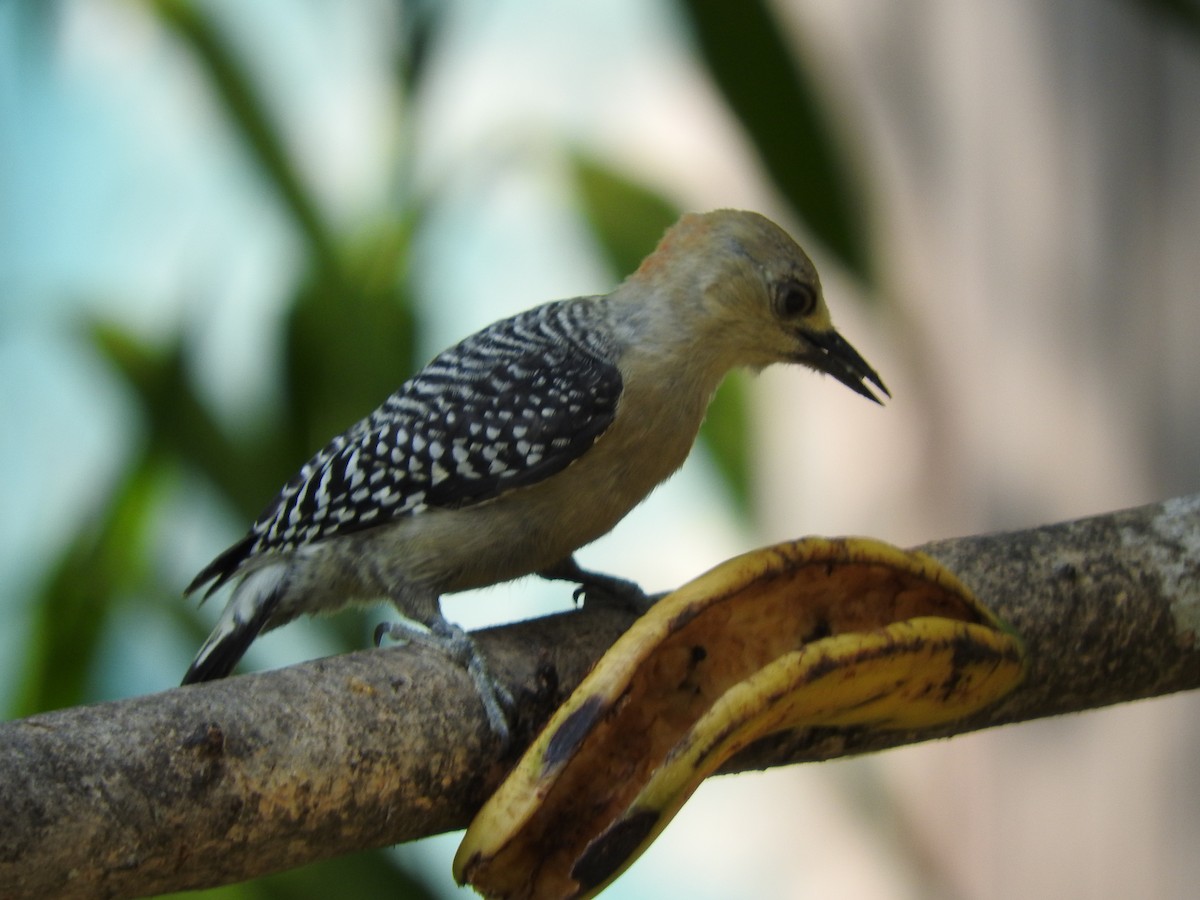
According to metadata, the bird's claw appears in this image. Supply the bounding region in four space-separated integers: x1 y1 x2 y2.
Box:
572 575 659 615
540 557 658 615
376 615 514 744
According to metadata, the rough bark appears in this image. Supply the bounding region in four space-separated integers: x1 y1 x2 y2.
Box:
2 495 1199 899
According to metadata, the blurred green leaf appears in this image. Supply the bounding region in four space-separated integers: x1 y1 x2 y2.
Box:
1133 0 1200 42
573 155 679 274
256 849 437 900
700 374 753 518
679 0 870 281
169 847 437 900
572 156 754 517
89 324 292 518
14 463 160 715
150 0 344 287
284 219 420 451
396 0 442 93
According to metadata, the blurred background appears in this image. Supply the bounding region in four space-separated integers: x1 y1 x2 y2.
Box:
3 0 1200 897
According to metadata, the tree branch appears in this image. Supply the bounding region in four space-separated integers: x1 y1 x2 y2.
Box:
3 495 1199 899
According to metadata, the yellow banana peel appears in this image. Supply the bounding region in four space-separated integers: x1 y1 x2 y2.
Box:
454 537 1025 900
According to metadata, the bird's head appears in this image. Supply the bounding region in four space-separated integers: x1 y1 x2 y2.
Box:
630 209 889 403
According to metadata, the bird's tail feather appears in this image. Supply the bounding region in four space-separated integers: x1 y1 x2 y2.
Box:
185 535 257 601
181 563 288 684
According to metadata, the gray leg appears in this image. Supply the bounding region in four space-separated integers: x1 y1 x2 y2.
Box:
538 555 658 615
375 614 513 742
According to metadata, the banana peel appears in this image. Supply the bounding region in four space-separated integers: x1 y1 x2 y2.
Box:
454 537 1025 900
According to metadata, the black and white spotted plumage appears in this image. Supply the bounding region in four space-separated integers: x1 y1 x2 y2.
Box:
180 210 889 735
186 299 622 601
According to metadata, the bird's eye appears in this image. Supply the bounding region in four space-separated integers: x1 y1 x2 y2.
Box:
776 281 818 319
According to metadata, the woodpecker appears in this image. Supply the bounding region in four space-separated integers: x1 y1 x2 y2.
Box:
181 209 888 739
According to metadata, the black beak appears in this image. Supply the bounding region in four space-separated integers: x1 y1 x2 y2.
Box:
798 329 890 404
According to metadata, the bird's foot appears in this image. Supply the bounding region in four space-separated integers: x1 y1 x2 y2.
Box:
375 616 514 743
569 571 659 614
539 557 661 616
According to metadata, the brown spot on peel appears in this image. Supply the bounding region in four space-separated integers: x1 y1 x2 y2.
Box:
571 810 660 892
543 695 605 774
